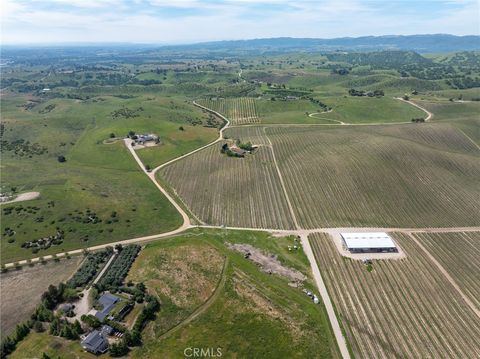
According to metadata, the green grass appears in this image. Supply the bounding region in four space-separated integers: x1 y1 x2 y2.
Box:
134 125 217 169
413 99 480 122
128 229 339 359
256 99 331 124
323 96 425 123
1 93 221 262
9 332 92 359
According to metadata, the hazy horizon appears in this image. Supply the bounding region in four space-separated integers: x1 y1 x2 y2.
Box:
2 0 479 45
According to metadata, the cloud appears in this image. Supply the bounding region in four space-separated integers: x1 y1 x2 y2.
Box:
1 0 478 44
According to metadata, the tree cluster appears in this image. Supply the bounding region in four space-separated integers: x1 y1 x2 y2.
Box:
348 88 384 97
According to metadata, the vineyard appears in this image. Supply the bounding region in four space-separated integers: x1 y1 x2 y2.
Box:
310 232 480 358
267 124 480 228
414 231 480 310
196 97 259 125
160 123 480 229
224 126 270 146
159 143 295 229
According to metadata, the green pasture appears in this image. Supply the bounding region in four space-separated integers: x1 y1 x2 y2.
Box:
0 93 218 262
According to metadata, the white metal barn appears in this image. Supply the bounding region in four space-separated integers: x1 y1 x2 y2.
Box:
340 232 398 253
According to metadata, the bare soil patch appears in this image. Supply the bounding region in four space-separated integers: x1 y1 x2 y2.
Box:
1 191 40 204
227 243 306 283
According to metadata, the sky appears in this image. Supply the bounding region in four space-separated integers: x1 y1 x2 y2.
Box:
1 0 479 45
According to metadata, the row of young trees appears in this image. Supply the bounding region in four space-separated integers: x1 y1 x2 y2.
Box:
96 245 141 291
109 295 160 357
67 248 113 288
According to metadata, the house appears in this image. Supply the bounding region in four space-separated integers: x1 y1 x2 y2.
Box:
136 133 158 145
229 145 247 157
81 330 108 354
95 293 120 321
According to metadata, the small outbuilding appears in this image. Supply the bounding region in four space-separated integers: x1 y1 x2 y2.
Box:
101 325 114 336
341 232 398 253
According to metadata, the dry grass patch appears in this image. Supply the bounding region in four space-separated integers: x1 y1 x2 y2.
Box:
127 242 224 335
0 257 82 336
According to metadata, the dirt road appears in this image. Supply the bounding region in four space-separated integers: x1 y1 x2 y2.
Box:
300 234 351 358
72 251 117 321
395 97 433 121
263 127 300 229
3 100 479 358
407 233 480 319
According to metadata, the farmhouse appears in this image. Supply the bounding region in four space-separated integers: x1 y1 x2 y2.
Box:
81 330 108 354
136 133 158 145
229 145 247 157
95 293 119 321
341 232 398 253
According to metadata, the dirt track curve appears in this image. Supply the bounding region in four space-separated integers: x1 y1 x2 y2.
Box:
3 98 478 359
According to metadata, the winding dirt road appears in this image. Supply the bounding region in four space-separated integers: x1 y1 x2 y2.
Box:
3 99 477 358
395 97 433 121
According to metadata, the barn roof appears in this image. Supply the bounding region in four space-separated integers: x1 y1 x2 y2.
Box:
341 232 396 249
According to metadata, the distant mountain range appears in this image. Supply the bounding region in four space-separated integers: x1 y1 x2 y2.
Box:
2 35 479 61
168 34 480 54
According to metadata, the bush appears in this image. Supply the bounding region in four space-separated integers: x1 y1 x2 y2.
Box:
109 340 129 357
57 155 66 163
80 314 101 329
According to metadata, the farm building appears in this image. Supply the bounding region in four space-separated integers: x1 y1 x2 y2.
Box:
341 232 398 253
